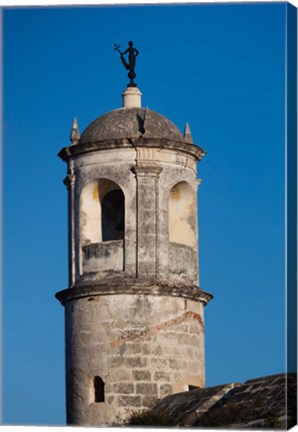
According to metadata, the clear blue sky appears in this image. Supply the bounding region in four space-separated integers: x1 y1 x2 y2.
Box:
3 2 288 425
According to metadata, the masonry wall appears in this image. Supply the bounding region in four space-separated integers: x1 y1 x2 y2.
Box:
65 293 205 426
57 139 211 426
72 146 199 286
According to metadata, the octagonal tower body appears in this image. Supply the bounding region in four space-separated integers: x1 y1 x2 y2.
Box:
56 87 212 426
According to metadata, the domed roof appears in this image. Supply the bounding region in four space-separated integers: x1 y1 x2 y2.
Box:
80 107 183 144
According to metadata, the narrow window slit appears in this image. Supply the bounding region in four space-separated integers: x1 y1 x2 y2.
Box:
94 376 105 402
188 385 199 391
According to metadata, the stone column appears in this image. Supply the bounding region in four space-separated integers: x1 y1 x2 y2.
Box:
63 163 76 287
132 164 163 278
196 178 202 285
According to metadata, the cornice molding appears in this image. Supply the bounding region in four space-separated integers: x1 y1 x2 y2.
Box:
55 278 213 306
58 138 206 163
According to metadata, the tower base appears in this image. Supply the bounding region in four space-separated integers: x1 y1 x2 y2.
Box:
56 280 212 426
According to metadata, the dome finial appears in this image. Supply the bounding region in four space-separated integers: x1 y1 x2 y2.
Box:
70 117 80 145
183 122 193 143
122 87 142 108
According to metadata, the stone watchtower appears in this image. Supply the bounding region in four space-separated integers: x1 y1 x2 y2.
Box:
56 84 213 426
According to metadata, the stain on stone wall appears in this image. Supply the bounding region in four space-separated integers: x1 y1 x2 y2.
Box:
168 182 196 249
65 294 205 425
82 240 124 276
169 243 197 284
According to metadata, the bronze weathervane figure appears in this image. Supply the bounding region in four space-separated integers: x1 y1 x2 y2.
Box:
114 41 139 87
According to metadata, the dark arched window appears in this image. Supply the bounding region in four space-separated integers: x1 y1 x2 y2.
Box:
101 189 125 241
94 376 105 403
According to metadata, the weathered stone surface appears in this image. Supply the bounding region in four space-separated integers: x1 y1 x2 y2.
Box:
195 373 297 429
58 137 206 163
169 243 197 284
150 382 238 426
62 293 208 425
82 240 124 275
142 343 162 355
113 383 134 394
56 279 213 305
109 368 132 381
136 383 158 396
109 357 123 367
149 357 167 369
57 89 212 426
122 343 142 355
125 356 148 368
79 107 184 143
118 395 141 408
169 358 188 370
150 373 297 429
154 371 171 382
175 323 189 332
133 370 151 381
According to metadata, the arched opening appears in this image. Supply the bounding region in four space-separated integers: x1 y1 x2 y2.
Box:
168 181 196 248
80 179 125 245
102 189 125 241
94 376 105 403
79 179 125 276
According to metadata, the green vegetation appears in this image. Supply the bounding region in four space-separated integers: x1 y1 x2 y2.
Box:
127 409 179 426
